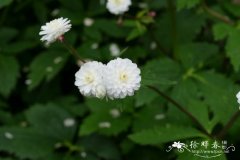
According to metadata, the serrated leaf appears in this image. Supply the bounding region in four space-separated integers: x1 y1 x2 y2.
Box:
198 71 239 124
0 55 19 97
28 51 69 90
226 29 240 71
80 109 131 136
213 23 233 40
178 43 218 69
25 103 76 140
0 127 57 159
129 125 206 145
142 58 181 86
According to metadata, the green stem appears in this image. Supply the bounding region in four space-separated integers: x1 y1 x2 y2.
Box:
202 1 235 25
147 85 211 137
216 110 240 139
62 40 85 63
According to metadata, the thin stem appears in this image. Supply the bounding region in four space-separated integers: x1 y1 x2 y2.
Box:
216 110 240 139
202 1 235 25
147 85 211 137
61 40 85 63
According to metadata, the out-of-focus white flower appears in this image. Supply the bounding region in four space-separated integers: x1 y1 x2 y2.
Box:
138 2 148 9
98 121 111 128
25 79 32 85
75 61 106 98
109 108 120 118
91 43 99 50
4 132 14 139
51 9 60 16
154 114 165 120
105 58 141 99
106 0 132 15
54 56 63 64
81 152 87 158
109 43 121 57
39 17 71 45
63 118 75 127
83 18 94 27
46 66 53 72
150 41 157 50
236 91 240 104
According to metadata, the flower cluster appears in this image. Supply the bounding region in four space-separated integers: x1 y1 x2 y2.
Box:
106 0 132 15
74 58 141 99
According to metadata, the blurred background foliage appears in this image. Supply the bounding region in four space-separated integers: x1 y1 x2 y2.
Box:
1 0 240 159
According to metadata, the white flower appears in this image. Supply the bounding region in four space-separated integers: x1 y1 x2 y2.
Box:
109 43 121 57
236 91 240 104
4 132 14 140
63 118 75 127
39 17 71 45
83 17 94 27
105 58 141 99
106 0 132 15
98 121 111 128
75 61 106 98
109 108 121 118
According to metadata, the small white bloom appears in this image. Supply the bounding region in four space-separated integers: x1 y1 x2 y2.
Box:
54 56 63 64
63 118 75 127
106 0 132 15
236 91 240 104
109 43 121 57
150 41 157 50
39 17 71 45
81 151 87 158
109 108 121 118
138 2 148 9
98 121 111 128
25 79 32 85
46 66 53 72
75 61 106 98
154 114 165 120
83 18 94 27
105 58 141 99
4 132 14 139
51 9 60 16
91 43 99 50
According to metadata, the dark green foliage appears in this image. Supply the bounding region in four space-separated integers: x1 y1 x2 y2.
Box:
0 0 240 160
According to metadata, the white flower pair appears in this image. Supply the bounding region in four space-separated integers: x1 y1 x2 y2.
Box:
74 58 141 99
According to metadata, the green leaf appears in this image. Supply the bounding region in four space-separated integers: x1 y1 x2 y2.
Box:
198 71 239 124
28 51 69 90
80 108 131 136
0 28 18 45
25 103 76 140
177 0 200 10
226 29 240 71
0 0 13 9
178 43 218 69
213 23 233 40
141 58 181 86
129 125 206 145
0 55 19 97
0 127 57 159
81 135 121 160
